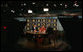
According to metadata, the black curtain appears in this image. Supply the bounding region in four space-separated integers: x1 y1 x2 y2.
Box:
58 16 82 51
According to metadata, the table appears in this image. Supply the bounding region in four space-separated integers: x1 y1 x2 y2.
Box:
26 31 46 35
26 31 47 38
25 31 48 44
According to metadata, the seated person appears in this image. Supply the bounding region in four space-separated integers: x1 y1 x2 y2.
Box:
46 25 54 35
32 25 38 33
39 25 46 33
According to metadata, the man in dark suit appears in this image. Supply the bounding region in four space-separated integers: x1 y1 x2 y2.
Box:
32 25 38 32
46 26 54 35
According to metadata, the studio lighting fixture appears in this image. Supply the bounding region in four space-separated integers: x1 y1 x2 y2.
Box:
28 10 33 13
43 8 49 12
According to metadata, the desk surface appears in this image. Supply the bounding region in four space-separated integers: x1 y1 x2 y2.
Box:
26 31 46 35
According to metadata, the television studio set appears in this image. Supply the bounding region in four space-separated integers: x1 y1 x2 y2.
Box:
1 0 82 51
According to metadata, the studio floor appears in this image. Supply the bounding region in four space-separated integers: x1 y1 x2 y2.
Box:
17 37 71 51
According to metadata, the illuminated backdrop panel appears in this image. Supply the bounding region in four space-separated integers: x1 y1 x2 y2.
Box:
26 17 57 31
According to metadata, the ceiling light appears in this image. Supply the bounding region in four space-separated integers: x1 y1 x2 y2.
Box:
43 8 49 12
11 10 15 13
60 4 62 6
73 3 79 7
32 2 35 4
65 4 67 8
24 3 26 6
46 4 49 6
28 10 33 13
65 4 67 7
54 4 56 7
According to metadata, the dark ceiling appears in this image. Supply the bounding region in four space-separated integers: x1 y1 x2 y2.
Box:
1 1 82 18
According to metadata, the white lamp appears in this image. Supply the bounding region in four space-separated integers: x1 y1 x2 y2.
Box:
28 10 33 13
43 8 49 12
